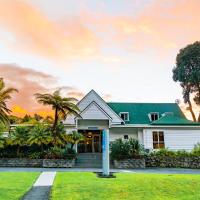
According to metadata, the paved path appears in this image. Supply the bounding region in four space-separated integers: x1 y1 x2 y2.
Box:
1 167 200 174
22 172 56 200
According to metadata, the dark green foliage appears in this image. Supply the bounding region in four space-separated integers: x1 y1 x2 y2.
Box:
148 146 200 158
173 41 200 121
66 131 85 149
44 146 76 159
129 138 144 157
192 143 200 156
28 123 52 150
0 78 18 125
110 138 144 160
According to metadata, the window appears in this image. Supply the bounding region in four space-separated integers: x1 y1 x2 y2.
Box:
150 113 159 121
120 112 129 121
153 131 165 149
124 135 129 140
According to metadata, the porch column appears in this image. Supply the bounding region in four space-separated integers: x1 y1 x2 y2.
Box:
102 129 110 176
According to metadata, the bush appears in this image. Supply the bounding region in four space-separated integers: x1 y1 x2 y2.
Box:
110 138 144 160
44 147 76 160
149 148 176 157
129 138 145 157
28 152 44 159
191 143 200 156
110 139 130 160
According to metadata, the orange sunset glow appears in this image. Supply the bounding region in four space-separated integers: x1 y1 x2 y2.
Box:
0 0 199 119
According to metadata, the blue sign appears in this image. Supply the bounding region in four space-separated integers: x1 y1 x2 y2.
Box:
102 129 109 176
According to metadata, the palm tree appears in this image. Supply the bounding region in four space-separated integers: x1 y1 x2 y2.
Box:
0 132 5 149
0 123 6 148
0 78 18 125
67 131 85 150
8 126 29 155
28 123 52 151
35 90 80 144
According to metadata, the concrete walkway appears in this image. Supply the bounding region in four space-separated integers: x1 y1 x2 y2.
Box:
22 172 56 200
1 167 200 174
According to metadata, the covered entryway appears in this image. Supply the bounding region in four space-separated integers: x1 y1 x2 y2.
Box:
77 130 102 153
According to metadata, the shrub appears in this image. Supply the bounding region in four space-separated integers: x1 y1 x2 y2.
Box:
44 147 76 160
191 143 200 156
28 152 44 159
149 148 176 157
110 139 130 160
129 138 145 157
110 138 144 160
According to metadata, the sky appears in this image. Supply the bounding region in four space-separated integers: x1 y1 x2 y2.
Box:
0 0 200 119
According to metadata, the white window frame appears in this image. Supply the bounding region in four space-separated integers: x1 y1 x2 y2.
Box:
149 112 159 121
119 112 129 121
152 131 165 149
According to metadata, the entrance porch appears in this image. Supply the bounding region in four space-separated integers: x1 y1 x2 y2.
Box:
77 130 102 153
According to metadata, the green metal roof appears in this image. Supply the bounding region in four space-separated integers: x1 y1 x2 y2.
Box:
151 115 200 126
107 102 187 125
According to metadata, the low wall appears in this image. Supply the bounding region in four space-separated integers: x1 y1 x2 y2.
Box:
114 158 146 169
43 159 75 168
146 156 200 169
0 158 75 168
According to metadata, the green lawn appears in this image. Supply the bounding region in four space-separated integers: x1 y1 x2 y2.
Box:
0 172 40 200
51 172 200 200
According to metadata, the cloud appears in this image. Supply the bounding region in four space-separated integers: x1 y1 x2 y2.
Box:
110 0 200 53
0 64 83 117
0 64 56 116
0 0 99 61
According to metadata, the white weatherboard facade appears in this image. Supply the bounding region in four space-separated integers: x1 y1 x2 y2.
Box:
63 90 200 152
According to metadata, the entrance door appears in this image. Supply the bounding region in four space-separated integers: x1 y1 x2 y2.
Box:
78 130 102 153
93 135 101 153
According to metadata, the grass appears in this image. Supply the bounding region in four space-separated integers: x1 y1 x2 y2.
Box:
51 172 200 200
0 172 40 200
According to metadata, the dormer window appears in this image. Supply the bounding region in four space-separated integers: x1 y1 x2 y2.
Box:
120 112 129 121
149 112 159 121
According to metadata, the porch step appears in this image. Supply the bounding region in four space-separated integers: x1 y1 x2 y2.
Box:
75 153 114 168
75 153 102 168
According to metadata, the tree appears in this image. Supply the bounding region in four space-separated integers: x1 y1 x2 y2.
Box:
173 41 200 122
0 78 18 125
67 131 85 150
34 114 43 122
8 126 29 155
22 114 32 123
28 123 52 151
0 123 6 148
35 90 80 143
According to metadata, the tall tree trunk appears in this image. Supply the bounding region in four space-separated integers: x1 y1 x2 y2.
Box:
53 107 58 130
52 107 58 146
188 100 197 122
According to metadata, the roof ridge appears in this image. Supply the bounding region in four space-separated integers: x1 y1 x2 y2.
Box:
107 102 177 104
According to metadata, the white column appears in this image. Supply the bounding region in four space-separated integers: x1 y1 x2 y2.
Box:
102 129 110 176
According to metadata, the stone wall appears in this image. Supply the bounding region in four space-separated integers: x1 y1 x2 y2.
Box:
43 159 75 168
0 158 75 168
146 156 200 169
114 158 146 169
0 158 43 167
